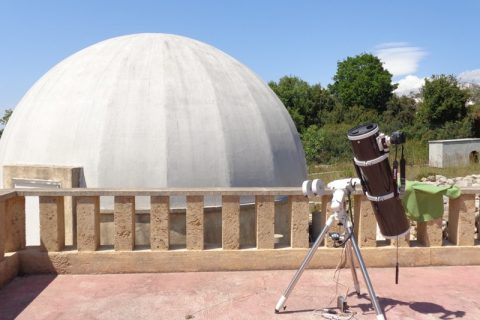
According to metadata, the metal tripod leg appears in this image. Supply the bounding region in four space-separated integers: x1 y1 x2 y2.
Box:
346 226 386 320
346 241 361 295
274 214 336 313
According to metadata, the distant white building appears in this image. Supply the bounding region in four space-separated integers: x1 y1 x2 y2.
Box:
429 138 480 167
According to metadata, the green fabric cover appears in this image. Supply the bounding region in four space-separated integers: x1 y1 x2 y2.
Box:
402 180 461 222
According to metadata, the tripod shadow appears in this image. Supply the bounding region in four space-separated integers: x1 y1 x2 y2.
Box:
352 293 466 319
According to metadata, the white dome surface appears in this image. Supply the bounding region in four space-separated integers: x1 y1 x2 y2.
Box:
0 33 306 189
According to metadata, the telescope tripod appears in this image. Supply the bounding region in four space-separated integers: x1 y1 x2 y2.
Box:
274 188 386 320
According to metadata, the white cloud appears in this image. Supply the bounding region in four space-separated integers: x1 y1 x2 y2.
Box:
394 69 480 96
394 75 425 96
375 43 427 77
458 69 480 84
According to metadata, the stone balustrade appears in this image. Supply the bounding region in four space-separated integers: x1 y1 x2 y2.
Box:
0 187 479 286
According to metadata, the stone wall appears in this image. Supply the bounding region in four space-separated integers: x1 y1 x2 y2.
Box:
3 165 82 245
0 187 478 283
97 199 291 248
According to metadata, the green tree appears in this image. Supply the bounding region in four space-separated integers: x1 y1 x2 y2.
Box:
302 125 324 164
302 124 352 164
418 75 469 128
269 76 334 132
320 101 382 127
329 53 396 111
466 84 480 105
0 108 12 138
381 95 417 132
467 101 480 137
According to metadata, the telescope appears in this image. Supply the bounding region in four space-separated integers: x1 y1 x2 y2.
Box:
347 123 409 238
275 123 410 319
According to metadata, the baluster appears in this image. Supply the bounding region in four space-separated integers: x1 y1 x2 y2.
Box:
76 196 100 251
448 194 475 246
150 196 170 250
353 195 377 247
256 195 274 249
114 196 135 251
40 196 65 251
222 195 240 250
186 195 204 250
0 200 5 261
390 233 410 247
417 219 443 247
4 196 25 252
289 195 309 248
353 195 361 240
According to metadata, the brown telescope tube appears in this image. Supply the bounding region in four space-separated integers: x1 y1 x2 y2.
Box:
347 123 410 238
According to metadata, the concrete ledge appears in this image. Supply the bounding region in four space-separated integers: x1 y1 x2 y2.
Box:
16 246 479 275
431 246 480 265
0 190 17 202
15 187 305 197
12 186 378 197
0 252 19 287
13 186 479 198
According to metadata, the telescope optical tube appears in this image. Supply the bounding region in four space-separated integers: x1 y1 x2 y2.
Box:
347 123 410 238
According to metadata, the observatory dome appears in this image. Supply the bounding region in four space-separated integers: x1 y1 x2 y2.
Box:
0 33 306 190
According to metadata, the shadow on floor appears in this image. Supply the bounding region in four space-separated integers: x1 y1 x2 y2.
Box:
354 294 466 319
409 301 466 319
0 274 56 320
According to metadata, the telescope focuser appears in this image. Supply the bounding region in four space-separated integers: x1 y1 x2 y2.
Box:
376 130 406 152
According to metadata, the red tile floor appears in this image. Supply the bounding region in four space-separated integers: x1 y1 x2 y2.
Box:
0 266 478 320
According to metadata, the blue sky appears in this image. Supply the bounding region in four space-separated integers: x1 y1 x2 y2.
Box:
1 1 479 114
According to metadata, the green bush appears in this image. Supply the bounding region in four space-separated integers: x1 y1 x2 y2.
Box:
302 124 352 164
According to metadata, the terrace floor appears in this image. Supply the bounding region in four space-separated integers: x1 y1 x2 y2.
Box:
0 266 478 320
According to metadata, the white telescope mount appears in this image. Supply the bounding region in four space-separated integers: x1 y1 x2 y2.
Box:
274 178 386 320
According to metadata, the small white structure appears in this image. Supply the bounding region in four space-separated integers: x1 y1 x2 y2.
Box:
429 138 480 167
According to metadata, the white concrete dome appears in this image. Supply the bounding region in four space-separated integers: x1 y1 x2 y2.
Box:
0 33 307 190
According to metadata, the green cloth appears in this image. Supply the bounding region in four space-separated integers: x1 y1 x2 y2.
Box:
402 180 461 222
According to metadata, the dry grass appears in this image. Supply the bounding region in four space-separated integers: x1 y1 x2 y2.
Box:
407 163 480 180
307 162 356 183
308 139 480 182
308 161 480 182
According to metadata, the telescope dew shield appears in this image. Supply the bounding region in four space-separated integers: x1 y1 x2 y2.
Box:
347 123 410 238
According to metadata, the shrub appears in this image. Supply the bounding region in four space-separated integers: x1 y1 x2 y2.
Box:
302 124 352 164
